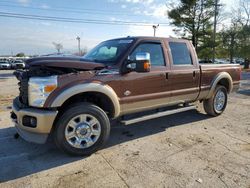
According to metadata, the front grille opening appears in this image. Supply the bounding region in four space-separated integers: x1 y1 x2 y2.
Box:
18 78 29 105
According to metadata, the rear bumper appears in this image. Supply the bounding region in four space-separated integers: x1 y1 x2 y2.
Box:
11 98 58 144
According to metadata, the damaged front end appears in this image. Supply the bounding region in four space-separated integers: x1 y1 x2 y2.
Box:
14 57 106 107
11 57 106 144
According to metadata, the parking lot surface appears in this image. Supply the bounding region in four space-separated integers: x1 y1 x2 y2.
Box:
0 70 249 188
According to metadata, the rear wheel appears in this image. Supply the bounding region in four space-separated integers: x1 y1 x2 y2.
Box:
203 85 228 116
54 102 110 156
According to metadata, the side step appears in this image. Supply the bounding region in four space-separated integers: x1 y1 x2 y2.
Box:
120 105 196 125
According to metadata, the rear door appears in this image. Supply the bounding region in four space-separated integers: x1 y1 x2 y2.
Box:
166 40 200 103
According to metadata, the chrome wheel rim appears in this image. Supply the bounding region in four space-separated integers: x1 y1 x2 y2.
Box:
65 114 101 149
214 90 226 112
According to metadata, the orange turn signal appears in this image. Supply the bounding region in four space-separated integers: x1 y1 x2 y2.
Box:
44 85 57 93
143 61 151 70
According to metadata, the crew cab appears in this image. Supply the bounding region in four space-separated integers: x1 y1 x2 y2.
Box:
11 37 241 155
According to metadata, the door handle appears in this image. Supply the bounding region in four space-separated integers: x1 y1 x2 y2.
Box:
166 73 169 80
193 71 196 78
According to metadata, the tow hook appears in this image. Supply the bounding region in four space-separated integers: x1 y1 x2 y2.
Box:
14 133 20 139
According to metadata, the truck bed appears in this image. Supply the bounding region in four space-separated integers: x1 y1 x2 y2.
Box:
198 63 241 99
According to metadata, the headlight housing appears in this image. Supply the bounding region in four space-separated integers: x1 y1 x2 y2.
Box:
28 76 58 107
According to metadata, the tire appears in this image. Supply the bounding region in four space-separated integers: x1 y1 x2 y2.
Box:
54 102 110 156
203 85 228 116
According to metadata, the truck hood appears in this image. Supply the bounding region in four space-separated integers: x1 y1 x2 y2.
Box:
25 56 105 70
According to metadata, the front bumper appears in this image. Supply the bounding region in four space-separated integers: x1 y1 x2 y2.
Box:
11 98 58 144
0 66 10 69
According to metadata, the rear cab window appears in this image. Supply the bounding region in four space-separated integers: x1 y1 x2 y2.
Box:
169 42 193 65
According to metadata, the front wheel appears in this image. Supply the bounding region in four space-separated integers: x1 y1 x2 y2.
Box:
54 102 110 156
203 85 228 116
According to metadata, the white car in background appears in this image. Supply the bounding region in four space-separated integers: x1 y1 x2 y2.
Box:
11 60 26 69
0 61 11 70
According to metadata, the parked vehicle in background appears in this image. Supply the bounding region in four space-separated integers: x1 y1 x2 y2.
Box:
11 36 241 156
0 61 11 70
199 59 213 64
235 58 245 65
11 60 26 69
214 59 230 64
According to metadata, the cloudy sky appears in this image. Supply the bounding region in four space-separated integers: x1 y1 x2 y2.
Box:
0 0 236 55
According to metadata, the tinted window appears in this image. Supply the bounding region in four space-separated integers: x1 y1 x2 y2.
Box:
169 42 192 65
130 43 165 66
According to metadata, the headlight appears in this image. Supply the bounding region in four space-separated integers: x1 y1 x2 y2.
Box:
28 76 57 107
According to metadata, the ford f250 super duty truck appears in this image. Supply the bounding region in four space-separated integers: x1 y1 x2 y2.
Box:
11 37 241 155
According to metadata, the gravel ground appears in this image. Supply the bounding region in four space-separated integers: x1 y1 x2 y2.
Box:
0 70 249 188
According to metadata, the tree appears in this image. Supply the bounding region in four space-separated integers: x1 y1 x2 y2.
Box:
52 42 63 53
168 0 215 52
16 52 25 57
217 0 250 62
238 25 250 59
238 0 250 59
219 23 241 63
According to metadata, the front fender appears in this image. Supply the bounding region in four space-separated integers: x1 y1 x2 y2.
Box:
49 83 121 118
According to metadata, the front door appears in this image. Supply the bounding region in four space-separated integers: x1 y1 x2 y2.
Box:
120 41 171 115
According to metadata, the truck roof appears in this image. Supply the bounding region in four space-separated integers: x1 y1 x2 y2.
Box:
106 36 190 42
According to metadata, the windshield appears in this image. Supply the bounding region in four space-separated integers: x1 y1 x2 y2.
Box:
83 39 134 63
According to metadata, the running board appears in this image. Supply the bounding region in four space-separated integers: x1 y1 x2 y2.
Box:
120 105 196 125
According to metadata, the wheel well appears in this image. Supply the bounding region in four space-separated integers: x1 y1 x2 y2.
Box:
217 78 230 93
58 92 115 118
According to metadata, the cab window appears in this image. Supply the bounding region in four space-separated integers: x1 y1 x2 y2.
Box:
130 43 165 66
169 42 193 65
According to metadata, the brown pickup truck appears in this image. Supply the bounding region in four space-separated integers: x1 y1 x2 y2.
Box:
11 37 241 155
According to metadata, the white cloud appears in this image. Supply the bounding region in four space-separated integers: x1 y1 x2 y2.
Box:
220 0 239 11
121 4 127 8
108 0 154 5
125 0 154 4
127 24 176 37
143 4 169 19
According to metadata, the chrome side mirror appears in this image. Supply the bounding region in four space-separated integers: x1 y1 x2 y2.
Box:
135 52 150 61
126 52 151 73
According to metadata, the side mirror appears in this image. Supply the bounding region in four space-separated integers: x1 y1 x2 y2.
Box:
127 52 151 73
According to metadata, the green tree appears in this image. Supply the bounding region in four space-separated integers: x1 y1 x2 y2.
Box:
238 25 250 59
16 52 25 57
219 23 241 63
168 0 215 55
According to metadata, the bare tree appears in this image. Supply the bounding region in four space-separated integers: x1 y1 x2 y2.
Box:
240 0 250 26
52 42 63 54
